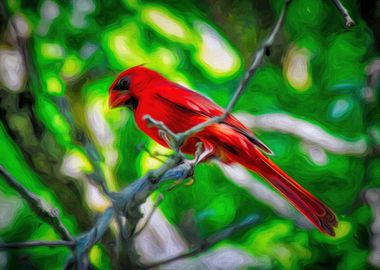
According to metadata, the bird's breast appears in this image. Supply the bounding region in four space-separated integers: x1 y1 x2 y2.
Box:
125 97 138 111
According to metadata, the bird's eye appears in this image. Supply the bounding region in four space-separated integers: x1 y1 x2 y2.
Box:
115 77 130 90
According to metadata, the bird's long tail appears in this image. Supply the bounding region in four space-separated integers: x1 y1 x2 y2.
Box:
238 152 338 236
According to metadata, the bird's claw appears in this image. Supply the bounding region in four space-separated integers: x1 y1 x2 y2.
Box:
184 177 195 186
192 142 213 165
158 130 176 149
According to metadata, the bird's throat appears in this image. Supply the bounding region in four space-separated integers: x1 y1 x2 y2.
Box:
125 97 138 111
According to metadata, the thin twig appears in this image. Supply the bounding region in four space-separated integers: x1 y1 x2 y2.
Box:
144 0 292 148
55 97 111 197
225 0 290 114
0 165 74 241
134 2 291 267
331 0 355 27
143 115 182 151
143 215 260 269
0 240 75 249
0 1 311 269
179 0 291 140
136 143 166 163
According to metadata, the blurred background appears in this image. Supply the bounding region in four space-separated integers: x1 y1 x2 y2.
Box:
0 0 379 269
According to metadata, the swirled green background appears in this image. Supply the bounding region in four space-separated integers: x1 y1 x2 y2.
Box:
0 0 379 269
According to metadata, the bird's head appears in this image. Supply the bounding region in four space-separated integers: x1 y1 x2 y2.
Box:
108 65 164 110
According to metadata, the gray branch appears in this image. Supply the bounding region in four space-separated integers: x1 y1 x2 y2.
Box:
72 207 114 269
0 240 75 249
1 0 357 268
0 165 74 241
75 0 292 267
72 159 194 270
144 0 292 150
331 0 355 27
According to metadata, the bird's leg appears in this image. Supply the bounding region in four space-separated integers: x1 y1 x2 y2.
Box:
164 139 214 190
165 143 211 190
158 130 180 152
144 115 182 151
191 141 214 165
181 141 214 187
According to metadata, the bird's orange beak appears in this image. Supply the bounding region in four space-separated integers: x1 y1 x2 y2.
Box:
109 90 131 108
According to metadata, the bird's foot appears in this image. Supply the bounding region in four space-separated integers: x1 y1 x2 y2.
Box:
191 142 213 165
184 177 195 186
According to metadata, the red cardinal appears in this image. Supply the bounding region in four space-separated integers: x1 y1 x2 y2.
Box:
109 65 338 236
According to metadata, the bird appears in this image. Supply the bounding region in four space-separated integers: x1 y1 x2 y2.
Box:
108 65 338 236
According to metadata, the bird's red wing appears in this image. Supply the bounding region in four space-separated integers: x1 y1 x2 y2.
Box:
158 83 224 117
157 83 273 154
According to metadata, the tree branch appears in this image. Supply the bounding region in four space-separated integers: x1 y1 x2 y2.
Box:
76 208 114 253
0 0 93 230
131 2 292 265
3 0 359 269
64 207 114 270
144 0 292 148
0 240 75 249
0 165 74 241
223 0 290 114
331 0 355 27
